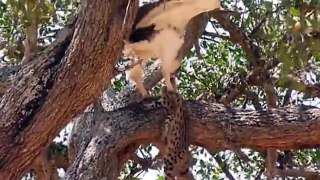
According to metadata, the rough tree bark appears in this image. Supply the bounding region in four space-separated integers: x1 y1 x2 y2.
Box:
81 100 320 152
66 98 320 179
0 0 138 179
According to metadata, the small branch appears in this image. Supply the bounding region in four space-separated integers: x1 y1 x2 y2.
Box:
200 36 220 43
282 89 292 106
263 79 278 108
113 58 144 76
130 153 162 171
277 75 320 98
250 14 267 37
202 31 230 41
277 150 296 169
193 41 203 60
245 90 262 110
266 149 278 180
275 167 320 179
131 153 152 170
21 2 39 64
210 9 262 68
219 73 248 105
233 148 252 164
214 154 236 180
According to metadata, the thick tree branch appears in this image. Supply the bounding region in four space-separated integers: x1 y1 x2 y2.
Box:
0 20 75 177
65 98 320 179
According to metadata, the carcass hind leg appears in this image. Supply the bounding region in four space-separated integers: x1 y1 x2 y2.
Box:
129 63 148 98
161 57 181 92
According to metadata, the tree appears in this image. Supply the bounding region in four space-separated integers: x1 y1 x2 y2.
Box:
1 0 320 179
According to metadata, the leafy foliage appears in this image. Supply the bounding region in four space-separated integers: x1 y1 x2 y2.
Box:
0 0 80 64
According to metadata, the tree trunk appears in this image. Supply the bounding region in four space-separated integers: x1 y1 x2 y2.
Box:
0 0 138 179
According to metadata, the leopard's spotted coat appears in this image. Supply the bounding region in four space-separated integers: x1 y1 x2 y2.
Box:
160 87 193 180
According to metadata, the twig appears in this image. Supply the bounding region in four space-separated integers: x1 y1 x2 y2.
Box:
113 58 144 76
200 37 220 43
276 75 320 98
233 148 252 164
210 9 262 68
202 31 230 40
130 153 162 171
245 90 262 110
214 154 236 180
275 167 320 179
193 41 203 60
250 12 267 37
282 89 292 106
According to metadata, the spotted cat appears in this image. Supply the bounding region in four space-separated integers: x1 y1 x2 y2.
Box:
160 87 193 180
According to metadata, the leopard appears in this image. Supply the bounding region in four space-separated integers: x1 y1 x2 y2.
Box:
160 86 193 180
